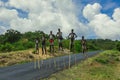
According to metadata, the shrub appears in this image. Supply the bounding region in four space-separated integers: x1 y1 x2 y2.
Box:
95 57 109 64
116 42 120 51
24 41 34 49
12 41 25 51
0 43 13 52
63 39 70 49
88 43 99 51
74 40 81 53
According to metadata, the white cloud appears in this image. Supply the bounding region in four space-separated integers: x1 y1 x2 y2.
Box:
112 8 120 21
0 7 18 24
83 3 120 40
83 3 102 21
2 0 88 37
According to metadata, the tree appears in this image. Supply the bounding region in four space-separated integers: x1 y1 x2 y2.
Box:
4 29 21 43
23 30 49 41
0 34 4 44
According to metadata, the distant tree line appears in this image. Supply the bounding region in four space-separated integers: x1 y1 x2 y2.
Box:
0 29 120 53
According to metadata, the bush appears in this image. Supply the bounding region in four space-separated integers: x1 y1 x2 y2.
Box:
13 41 34 51
95 50 120 64
88 43 99 51
0 43 13 52
95 57 109 64
63 39 69 49
74 40 81 53
13 41 25 51
23 41 34 49
116 42 120 51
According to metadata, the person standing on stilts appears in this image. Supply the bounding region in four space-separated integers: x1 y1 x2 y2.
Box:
81 36 87 56
34 37 40 69
41 33 47 55
49 31 55 53
35 37 39 54
68 29 77 52
56 28 63 51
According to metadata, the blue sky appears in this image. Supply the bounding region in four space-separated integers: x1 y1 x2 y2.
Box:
0 0 120 40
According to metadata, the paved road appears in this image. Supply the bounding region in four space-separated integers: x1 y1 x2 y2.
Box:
0 51 102 80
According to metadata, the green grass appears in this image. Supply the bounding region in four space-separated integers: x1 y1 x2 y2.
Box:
43 50 120 80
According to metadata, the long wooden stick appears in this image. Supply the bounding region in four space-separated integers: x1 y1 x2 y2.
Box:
54 59 56 68
38 50 40 69
57 58 59 68
69 40 71 69
63 57 66 68
34 57 36 69
49 59 51 68
74 55 76 65
69 54 71 68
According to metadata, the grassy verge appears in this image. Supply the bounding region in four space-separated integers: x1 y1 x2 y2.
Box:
43 50 120 80
0 48 70 67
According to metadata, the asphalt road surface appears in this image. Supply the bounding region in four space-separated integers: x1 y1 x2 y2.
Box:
0 51 102 80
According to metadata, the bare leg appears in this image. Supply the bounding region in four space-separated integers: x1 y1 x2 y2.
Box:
58 43 60 51
61 44 63 51
50 45 52 53
45 46 47 54
60 42 63 51
52 45 54 53
42 46 44 55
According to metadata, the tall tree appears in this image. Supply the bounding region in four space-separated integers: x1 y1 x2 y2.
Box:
4 29 21 43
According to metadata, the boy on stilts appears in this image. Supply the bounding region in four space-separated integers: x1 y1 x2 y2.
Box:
81 36 87 57
56 28 63 51
34 37 40 69
49 31 55 53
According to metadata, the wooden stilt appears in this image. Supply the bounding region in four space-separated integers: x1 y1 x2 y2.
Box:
63 58 66 68
37 50 40 69
69 54 71 68
74 55 76 65
54 59 56 68
34 58 36 69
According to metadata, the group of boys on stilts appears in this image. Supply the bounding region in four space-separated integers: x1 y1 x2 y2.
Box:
35 28 87 54
34 28 87 69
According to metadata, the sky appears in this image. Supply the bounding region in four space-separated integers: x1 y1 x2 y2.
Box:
0 0 120 40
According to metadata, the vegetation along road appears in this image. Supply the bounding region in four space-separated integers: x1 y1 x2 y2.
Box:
0 51 101 80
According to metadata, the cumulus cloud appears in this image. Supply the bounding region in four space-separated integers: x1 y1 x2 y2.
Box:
0 7 18 24
83 3 102 21
112 8 120 21
83 3 120 40
0 0 88 37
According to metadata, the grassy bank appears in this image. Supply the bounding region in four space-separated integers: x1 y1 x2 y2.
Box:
0 48 70 67
43 50 120 80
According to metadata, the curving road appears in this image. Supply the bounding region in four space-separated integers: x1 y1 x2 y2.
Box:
0 51 102 80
